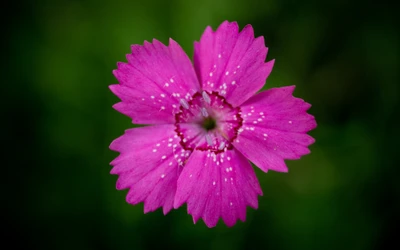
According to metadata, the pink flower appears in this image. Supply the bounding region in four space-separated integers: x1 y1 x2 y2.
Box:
109 21 316 227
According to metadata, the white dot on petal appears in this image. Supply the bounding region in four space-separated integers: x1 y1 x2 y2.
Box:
213 181 216 186
151 96 155 99
161 155 166 159
289 120 292 124
161 174 165 178
231 81 236 85
218 54 221 58
152 149 157 152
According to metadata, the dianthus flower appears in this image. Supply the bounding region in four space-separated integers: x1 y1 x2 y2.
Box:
109 21 316 227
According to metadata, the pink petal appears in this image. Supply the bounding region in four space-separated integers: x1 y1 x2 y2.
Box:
194 21 274 107
110 125 191 214
174 149 262 228
111 39 200 124
232 86 317 173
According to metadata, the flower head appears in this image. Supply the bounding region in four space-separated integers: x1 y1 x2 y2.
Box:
109 21 316 227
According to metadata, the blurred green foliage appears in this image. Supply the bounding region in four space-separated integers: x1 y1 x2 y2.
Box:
5 0 399 249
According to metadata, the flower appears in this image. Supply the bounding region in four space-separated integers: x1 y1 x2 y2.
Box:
109 21 316 227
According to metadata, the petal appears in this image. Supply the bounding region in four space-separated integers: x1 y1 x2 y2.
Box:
110 125 191 214
174 149 262 228
194 21 274 107
233 86 317 173
111 39 200 124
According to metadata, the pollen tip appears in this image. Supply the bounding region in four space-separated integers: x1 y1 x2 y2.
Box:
180 99 190 109
201 107 209 117
205 134 214 146
202 91 211 104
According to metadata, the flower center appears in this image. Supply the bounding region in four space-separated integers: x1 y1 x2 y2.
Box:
174 91 243 153
202 117 217 131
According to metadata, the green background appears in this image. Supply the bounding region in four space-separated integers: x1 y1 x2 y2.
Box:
6 0 398 249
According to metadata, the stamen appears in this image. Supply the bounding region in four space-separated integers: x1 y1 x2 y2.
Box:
201 107 209 117
174 91 243 153
205 134 213 146
180 99 189 109
202 91 211 104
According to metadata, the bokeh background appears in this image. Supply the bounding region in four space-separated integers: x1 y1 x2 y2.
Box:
5 0 399 249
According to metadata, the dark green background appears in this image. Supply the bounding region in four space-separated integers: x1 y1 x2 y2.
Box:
5 0 399 249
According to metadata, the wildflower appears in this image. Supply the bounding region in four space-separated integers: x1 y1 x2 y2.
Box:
109 21 316 227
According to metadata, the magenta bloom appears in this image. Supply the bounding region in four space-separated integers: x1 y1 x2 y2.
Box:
109 21 316 227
